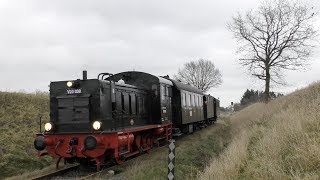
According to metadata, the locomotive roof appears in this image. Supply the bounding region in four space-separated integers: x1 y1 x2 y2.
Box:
169 79 204 94
106 71 173 87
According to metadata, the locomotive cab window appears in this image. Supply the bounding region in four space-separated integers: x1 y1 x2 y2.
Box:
130 93 136 115
115 90 122 112
129 94 132 114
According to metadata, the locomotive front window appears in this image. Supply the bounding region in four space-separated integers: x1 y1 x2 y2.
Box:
57 97 90 123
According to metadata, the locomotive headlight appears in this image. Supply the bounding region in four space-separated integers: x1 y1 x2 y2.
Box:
44 122 53 131
67 81 73 88
92 121 101 130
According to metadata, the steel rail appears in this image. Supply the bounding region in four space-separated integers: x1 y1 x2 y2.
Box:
31 164 80 180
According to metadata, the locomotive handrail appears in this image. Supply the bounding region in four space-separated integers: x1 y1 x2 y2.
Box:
97 72 113 80
39 115 42 133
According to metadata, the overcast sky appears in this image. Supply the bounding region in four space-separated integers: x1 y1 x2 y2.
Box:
0 0 319 107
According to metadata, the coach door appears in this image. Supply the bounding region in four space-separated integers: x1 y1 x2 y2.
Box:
160 84 172 123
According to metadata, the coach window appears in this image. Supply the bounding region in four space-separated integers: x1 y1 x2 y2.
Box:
186 92 189 107
195 95 198 107
161 84 165 100
192 94 195 107
165 86 169 96
195 95 197 106
181 92 185 106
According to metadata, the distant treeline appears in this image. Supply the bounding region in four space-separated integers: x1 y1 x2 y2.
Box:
221 89 284 112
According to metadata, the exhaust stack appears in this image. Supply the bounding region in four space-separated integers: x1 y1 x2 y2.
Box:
83 70 87 80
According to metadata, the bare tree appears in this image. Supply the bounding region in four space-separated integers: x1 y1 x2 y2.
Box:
228 0 318 102
174 59 222 92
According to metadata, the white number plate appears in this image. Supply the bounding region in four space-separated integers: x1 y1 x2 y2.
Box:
67 89 82 94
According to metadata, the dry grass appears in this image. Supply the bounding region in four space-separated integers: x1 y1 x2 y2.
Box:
199 82 320 180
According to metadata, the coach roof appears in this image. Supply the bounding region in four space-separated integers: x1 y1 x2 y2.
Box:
169 79 203 94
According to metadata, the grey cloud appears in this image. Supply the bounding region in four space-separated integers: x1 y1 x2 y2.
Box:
0 0 319 107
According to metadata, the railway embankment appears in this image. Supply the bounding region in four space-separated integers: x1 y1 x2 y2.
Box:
200 82 320 179
0 91 53 179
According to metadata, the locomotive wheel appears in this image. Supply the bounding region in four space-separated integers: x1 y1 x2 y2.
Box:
78 158 95 170
65 157 76 164
146 137 153 153
115 156 125 164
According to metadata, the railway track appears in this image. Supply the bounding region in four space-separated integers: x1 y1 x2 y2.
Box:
80 144 169 179
30 144 168 180
31 164 80 180
30 125 217 180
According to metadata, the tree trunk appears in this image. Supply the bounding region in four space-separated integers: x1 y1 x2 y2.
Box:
264 67 270 102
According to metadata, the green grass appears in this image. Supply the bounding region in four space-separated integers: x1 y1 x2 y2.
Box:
0 91 53 179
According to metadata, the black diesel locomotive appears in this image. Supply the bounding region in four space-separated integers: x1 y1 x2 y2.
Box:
34 71 220 170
